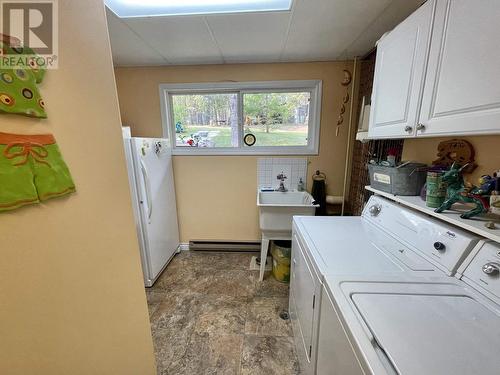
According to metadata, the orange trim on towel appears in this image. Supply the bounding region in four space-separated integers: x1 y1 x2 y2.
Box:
0 187 75 210
0 197 39 209
0 132 56 145
39 186 76 201
4 141 50 166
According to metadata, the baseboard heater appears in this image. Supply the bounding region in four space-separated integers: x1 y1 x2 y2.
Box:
189 240 261 252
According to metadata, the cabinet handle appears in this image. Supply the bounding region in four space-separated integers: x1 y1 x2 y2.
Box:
404 126 413 132
417 123 426 131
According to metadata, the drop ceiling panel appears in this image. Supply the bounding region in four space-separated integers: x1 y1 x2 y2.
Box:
106 9 167 66
124 16 224 64
281 0 392 60
106 0 426 66
206 12 291 63
345 0 424 57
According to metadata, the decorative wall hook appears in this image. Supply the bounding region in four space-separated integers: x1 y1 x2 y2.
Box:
336 69 352 136
341 69 352 86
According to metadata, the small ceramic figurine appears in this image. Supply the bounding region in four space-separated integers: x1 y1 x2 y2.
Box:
489 170 500 216
476 174 498 195
434 163 491 219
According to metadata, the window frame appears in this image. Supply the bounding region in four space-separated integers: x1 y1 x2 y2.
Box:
159 80 322 155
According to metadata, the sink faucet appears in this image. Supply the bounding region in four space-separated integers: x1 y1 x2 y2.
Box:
276 173 288 192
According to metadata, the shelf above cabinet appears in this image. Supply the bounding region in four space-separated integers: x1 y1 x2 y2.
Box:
365 186 500 243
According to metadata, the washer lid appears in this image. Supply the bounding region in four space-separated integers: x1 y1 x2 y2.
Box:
352 293 500 375
295 217 436 276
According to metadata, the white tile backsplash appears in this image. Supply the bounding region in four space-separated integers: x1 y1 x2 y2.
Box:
258 158 308 191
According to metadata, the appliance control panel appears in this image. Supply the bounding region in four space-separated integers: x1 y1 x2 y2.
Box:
362 196 480 275
461 241 500 303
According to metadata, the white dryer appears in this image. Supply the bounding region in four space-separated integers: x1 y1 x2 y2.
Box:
320 240 500 375
289 195 480 375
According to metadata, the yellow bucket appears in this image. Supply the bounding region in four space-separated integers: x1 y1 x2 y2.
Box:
271 241 291 283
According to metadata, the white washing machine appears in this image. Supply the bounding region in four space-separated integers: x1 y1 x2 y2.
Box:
320 240 500 375
289 195 480 375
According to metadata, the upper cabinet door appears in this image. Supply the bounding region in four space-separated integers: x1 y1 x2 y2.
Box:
419 0 500 137
368 0 434 139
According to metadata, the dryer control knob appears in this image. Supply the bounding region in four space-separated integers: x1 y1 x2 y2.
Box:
433 242 446 251
482 263 500 276
369 205 381 216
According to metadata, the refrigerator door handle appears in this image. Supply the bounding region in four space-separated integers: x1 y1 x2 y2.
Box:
140 159 153 222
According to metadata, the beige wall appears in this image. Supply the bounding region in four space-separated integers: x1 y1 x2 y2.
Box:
115 62 354 242
0 1 156 374
403 135 500 183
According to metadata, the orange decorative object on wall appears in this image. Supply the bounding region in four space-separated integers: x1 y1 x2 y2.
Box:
336 69 352 136
433 138 478 173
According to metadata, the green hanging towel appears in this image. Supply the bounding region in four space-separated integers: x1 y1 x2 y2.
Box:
0 34 47 118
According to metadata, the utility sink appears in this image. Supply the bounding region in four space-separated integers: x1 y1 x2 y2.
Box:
257 190 318 281
257 190 319 233
257 190 319 281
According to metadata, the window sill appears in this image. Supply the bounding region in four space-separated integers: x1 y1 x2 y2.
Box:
171 146 319 156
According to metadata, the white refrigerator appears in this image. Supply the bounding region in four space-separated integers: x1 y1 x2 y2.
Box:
123 135 180 287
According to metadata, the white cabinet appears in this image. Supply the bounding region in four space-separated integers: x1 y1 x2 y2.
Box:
369 0 500 139
316 289 365 375
368 0 434 139
418 0 500 136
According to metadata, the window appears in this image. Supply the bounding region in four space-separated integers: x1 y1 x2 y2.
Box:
160 80 322 155
172 92 239 148
243 92 310 147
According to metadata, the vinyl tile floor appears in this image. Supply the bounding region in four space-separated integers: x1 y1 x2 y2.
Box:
146 251 300 375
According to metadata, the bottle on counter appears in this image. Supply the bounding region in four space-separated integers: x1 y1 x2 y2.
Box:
490 176 500 216
491 191 500 217
297 178 304 192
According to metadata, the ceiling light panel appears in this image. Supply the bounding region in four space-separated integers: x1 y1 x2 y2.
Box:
105 0 293 18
